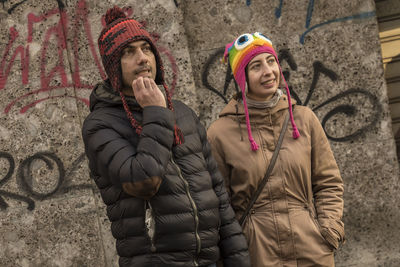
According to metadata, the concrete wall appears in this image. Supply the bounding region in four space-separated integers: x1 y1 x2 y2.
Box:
0 0 398 266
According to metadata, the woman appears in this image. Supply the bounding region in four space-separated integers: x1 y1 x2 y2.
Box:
207 33 345 267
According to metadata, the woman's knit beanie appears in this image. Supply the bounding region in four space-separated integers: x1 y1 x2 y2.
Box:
223 32 300 151
98 6 183 145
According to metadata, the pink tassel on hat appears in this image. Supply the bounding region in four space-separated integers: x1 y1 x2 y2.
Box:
292 124 300 139
250 138 259 151
241 83 259 151
280 73 300 139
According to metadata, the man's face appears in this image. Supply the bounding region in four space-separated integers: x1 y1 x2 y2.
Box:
120 40 157 95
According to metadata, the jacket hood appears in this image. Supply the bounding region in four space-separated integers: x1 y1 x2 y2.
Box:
89 80 140 112
219 93 297 119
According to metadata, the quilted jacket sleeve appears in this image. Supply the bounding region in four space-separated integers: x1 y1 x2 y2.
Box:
193 111 251 267
82 106 175 199
309 108 345 249
207 133 231 198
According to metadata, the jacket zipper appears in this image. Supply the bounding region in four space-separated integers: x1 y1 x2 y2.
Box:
170 156 201 266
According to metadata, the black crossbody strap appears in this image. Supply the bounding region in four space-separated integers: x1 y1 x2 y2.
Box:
239 114 290 226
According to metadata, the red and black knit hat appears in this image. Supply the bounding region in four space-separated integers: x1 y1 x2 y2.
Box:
98 6 164 89
98 6 183 145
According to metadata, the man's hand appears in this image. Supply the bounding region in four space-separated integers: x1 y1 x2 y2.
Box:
132 77 166 108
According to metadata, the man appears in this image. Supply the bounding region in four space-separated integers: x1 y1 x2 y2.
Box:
82 6 250 267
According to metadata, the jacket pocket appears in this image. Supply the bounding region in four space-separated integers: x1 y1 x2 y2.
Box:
289 206 334 257
307 205 336 250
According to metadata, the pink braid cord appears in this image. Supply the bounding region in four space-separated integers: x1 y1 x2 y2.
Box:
292 124 300 139
241 88 259 151
281 73 300 139
250 138 259 151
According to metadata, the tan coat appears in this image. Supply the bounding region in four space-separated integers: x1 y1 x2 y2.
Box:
207 95 344 267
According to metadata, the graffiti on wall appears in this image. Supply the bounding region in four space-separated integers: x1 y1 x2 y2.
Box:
0 151 92 211
201 48 382 142
245 0 375 44
1 0 27 14
1 0 178 115
0 0 383 210
0 0 180 211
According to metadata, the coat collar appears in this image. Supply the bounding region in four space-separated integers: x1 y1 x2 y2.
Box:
219 93 297 120
89 80 141 112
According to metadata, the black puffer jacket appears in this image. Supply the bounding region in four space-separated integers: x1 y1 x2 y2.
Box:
82 81 250 267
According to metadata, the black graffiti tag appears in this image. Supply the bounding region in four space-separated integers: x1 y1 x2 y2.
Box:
17 152 65 199
278 49 299 103
0 151 93 211
202 47 239 104
313 89 381 142
0 152 34 210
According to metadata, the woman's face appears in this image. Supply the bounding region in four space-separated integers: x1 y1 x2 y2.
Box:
246 52 280 101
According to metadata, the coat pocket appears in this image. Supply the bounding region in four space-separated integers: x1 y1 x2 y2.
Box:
290 206 334 253
307 206 336 251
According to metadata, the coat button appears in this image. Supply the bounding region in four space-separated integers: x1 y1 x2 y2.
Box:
268 144 275 151
251 209 256 214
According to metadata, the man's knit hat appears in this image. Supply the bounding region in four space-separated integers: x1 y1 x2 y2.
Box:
224 32 300 151
98 6 164 89
97 6 183 145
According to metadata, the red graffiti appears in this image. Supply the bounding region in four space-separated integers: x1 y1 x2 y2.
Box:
0 27 29 90
2 0 178 114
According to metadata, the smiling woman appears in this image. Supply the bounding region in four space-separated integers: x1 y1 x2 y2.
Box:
207 32 345 267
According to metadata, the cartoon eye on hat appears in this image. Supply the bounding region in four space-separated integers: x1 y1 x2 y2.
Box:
234 33 254 50
254 32 272 44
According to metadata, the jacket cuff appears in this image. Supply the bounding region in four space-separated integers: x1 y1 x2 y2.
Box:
319 218 345 249
142 106 174 129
